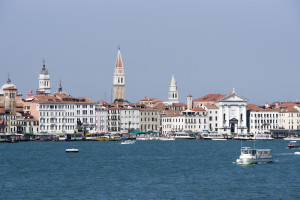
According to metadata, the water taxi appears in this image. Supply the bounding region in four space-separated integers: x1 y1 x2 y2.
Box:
159 137 175 141
253 133 274 140
234 134 253 140
91 134 121 141
170 131 195 140
236 147 273 165
287 141 300 149
202 132 226 140
121 140 136 144
65 148 79 153
283 136 300 141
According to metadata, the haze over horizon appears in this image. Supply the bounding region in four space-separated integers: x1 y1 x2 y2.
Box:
1 0 300 105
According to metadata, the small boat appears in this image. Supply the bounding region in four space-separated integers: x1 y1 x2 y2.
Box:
253 133 274 140
287 141 300 149
66 148 79 153
236 147 273 165
234 134 253 140
170 132 195 140
212 138 227 141
294 152 300 155
283 137 300 141
159 137 175 141
121 140 135 144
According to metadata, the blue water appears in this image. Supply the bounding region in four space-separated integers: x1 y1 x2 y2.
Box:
0 139 299 200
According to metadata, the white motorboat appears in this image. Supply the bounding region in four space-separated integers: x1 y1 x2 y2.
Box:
236 147 273 165
121 140 136 144
294 152 300 155
212 138 227 141
202 132 226 140
283 137 300 141
170 132 195 140
66 148 79 153
253 133 274 140
159 137 175 141
234 134 253 140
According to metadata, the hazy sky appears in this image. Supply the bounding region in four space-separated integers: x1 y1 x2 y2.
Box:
1 0 300 104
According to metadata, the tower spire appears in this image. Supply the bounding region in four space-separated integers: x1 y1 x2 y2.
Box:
58 78 62 93
7 73 11 83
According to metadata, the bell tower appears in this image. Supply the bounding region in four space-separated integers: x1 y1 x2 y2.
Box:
112 47 125 102
168 74 178 104
37 59 51 95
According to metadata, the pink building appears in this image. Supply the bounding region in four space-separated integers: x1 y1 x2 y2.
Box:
95 103 108 133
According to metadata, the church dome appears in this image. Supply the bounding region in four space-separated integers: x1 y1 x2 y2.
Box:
0 78 16 94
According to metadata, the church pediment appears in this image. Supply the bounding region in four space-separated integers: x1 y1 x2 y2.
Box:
219 92 248 102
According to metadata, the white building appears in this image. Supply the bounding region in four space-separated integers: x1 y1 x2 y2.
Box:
24 93 96 134
162 107 208 135
120 108 139 133
247 104 279 134
193 89 248 136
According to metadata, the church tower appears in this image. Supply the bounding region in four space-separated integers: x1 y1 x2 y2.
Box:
168 74 178 104
112 48 125 102
37 59 51 95
3 77 17 112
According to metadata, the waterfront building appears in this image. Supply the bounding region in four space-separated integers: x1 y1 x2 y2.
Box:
278 103 300 130
202 103 219 132
113 48 125 103
168 74 178 104
139 108 159 133
161 107 208 135
193 89 248 135
95 104 108 133
120 107 139 133
37 59 51 96
24 88 95 134
247 104 279 134
4 112 24 134
107 107 121 133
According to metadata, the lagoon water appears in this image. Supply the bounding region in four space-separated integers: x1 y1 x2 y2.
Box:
0 139 299 200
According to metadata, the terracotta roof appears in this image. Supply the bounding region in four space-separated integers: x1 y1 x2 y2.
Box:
191 107 206 111
30 95 93 104
280 106 299 113
0 108 4 114
163 114 181 117
172 103 187 107
140 97 159 102
187 94 192 97
193 94 227 102
203 103 219 109
153 102 166 108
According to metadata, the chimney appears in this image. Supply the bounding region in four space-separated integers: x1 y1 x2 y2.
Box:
187 94 193 110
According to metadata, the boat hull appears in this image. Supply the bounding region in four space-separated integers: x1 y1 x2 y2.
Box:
236 158 273 165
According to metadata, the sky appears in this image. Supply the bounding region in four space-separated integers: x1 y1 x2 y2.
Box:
0 0 300 105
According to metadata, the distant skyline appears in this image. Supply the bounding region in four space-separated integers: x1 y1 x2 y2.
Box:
1 0 300 104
